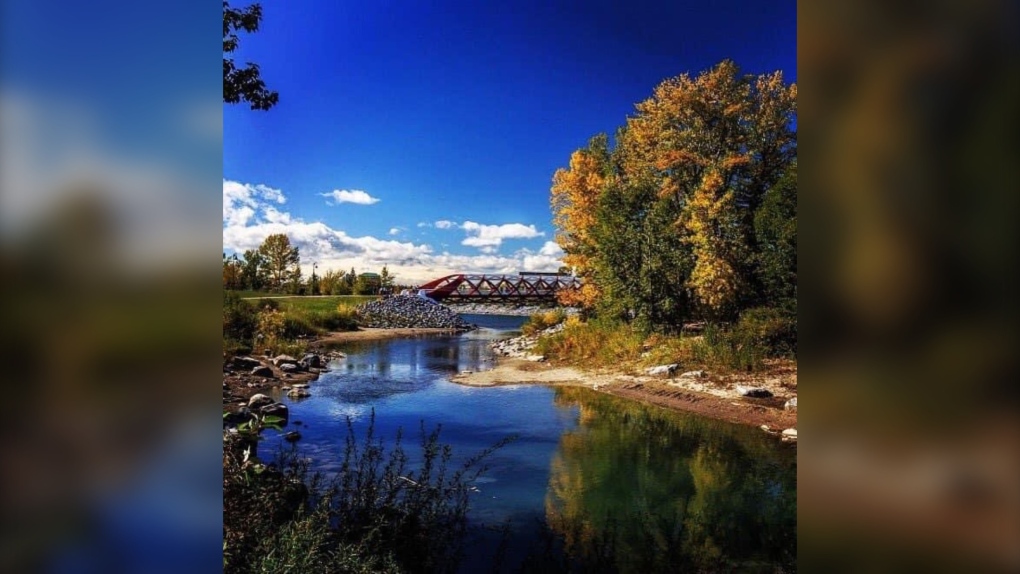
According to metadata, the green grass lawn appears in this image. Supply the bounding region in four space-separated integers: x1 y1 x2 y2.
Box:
229 291 379 310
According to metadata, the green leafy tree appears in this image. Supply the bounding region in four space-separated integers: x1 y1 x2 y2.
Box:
240 248 266 291
223 253 244 290
379 266 394 290
257 233 300 292
753 162 797 305
223 1 279 110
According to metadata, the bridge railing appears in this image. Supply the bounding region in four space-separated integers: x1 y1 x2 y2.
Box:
416 273 581 301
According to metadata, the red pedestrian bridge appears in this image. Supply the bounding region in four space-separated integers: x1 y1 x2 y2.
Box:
415 272 581 302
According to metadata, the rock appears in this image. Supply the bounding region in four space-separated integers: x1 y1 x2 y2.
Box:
782 428 797 437
760 424 771 432
356 295 476 330
645 364 679 377
231 356 262 370
272 354 298 366
525 354 546 362
260 403 289 418
248 394 273 409
784 397 797 410
283 431 301 442
251 365 274 378
281 385 292 391
287 388 311 399
736 385 773 398
223 408 252 427
279 363 300 373
291 383 309 389
679 370 706 378
300 353 322 369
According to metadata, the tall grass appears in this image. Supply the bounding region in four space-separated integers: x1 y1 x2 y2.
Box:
223 413 515 574
534 306 795 372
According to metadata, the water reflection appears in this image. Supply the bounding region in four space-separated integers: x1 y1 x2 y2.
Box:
542 387 796 573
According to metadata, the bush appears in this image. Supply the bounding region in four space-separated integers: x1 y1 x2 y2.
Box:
534 317 643 366
224 291 257 355
521 308 567 337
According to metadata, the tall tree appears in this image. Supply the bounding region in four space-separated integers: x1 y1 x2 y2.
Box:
379 266 394 290
223 1 279 110
223 253 244 290
240 248 266 291
550 134 611 309
257 233 300 292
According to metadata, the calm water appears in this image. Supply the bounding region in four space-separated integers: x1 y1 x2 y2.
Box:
262 314 797 573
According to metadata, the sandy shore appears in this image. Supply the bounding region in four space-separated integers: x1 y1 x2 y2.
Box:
451 357 797 430
311 327 467 346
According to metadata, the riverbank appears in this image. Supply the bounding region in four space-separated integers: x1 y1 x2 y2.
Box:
451 356 797 432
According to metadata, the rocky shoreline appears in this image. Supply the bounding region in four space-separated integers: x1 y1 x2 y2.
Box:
445 301 580 317
357 295 477 329
456 327 799 440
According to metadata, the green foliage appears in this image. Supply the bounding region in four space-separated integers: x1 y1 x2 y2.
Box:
224 291 257 355
223 1 279 110
223 413 515 574
754 162 797 304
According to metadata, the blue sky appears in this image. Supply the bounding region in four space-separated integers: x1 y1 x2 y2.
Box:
223 0 796 282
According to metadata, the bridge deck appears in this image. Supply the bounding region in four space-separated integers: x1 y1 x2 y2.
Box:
416 273 581 301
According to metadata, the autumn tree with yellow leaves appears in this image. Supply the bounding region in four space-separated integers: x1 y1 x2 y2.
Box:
550 60 796 329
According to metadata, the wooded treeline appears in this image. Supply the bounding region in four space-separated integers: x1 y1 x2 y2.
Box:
552 61 796 333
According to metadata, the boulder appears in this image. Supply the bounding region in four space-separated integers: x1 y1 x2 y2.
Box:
231 356 262 370
300 353 322 369
272 354 299 367
260 403 289 418
291 383 309 389
679 370 706 378
287 388 311 399
782 428 797 437
645 364 679 377
279 363 300 373
223 408 252 427
784 397 797 410
283 431 302 442
248 394 274 409
251 365 274 378
736 385 773 398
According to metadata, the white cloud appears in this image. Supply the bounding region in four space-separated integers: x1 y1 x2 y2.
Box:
417 221 431 228
434 220 455 229
320 189 380 205
460 221 543 249
539 241 564 257
223 182 564 282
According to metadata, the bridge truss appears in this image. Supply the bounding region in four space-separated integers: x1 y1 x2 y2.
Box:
416 273 581 302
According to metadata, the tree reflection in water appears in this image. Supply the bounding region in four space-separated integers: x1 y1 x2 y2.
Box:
542 387 796 573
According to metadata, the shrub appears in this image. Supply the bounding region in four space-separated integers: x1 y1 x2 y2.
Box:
521 308 568 336
224 291 257 355
534 317 643 366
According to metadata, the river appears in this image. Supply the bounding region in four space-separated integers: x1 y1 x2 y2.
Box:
261 314 797 573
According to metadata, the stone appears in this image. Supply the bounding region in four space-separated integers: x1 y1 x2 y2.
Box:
287 388 311 399
251 365 274 378
782 428 797 437
279 363 300 373
645 364 679 377
525 354 546 362
679 370 706 378
736 385 773 398
260 403 289 418
283 431 301 442
272 354 299 367
300 353 322 369
231 356 262 370
248 394 273 409
291 383 309 389
784 397 797 410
